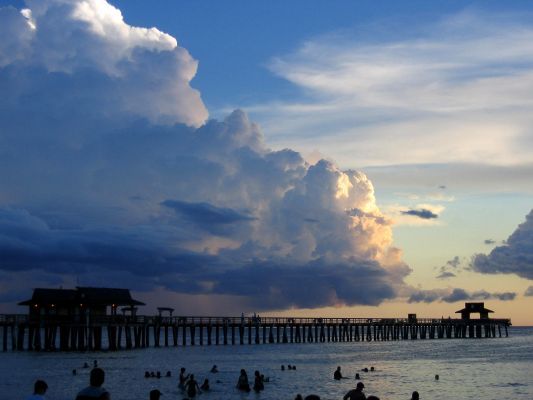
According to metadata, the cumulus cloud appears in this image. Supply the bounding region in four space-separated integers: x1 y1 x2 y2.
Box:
471 209 533 279
408 288 516 303
0 0 410 312
0 0 207 126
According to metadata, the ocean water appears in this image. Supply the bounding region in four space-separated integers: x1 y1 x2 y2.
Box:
1 327 532 400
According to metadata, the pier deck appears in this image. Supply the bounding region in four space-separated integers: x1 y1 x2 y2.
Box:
0 314 511 352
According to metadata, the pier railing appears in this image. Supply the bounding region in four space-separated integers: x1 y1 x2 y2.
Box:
0 314 512 326
0 313 512 352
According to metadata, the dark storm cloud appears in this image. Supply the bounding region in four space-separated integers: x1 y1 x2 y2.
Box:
401 209 438 219
162 200 255 233
0 208 212 277
471 209 533 279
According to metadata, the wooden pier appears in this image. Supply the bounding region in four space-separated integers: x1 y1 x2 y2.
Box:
0 314 511 352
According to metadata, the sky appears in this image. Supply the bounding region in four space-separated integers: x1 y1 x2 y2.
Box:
0 0 532 324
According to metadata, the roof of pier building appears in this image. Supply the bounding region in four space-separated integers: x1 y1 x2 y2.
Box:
18 287 145 307
18 288 78 306
76 287 145 306
455 302 494 319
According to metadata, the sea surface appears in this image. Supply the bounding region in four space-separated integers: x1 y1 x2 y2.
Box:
1 326 532 400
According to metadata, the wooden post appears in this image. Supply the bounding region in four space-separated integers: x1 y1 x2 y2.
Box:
2 325 7 352
190 324 195 346
223 323 228 345
17 324 26 351
199 324 203 346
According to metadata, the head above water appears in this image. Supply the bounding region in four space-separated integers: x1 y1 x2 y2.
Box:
149 389 162 400
411 391 420 400
90 368 105 387
34 380 48 394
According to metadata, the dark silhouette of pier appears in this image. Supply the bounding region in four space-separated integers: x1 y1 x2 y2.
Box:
2 289 511 352
0 313 511 352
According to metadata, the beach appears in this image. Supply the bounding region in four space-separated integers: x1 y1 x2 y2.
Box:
2 326 532 399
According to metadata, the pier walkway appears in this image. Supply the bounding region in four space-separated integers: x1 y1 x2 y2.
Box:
0 314 511 352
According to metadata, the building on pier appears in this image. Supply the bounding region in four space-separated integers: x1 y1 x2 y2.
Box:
455 302 494 320
18 287 145 321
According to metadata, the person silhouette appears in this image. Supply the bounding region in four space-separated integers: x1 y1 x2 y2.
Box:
343 381 365 400
253 370 264 392
236 369 251 392
26 380 48 400
75 368 110 400
185 374 201 398
411 391 420 400
334 366 343 380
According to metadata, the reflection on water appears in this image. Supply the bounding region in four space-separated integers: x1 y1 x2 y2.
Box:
0 327 531 399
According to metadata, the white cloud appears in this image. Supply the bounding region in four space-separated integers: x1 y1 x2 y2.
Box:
0 0 207 126
247 11 533 168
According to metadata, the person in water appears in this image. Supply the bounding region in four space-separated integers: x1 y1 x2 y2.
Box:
343 381 366 400
185 374 201 398
236 369 251 392
253 370 264 392
149 389 162 400
410 391 419 400
26 380 48 400
75 368 110 400
200 378 210 391
179 367 189 389
334 366 343 380
210 365 218 373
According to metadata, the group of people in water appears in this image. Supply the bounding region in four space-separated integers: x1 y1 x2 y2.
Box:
26 360 427 400
334 365 376 381
281 364 297 370
236 368 268 393
177 366 214 398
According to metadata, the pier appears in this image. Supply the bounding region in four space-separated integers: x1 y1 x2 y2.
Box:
0 313 511 352
1 288 511 352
